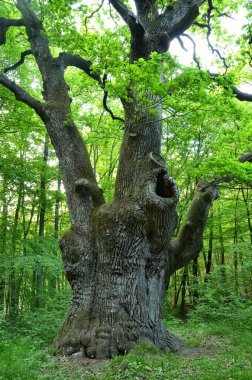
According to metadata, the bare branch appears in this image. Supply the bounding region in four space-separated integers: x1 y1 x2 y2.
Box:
0 73 44 116
102 74 124 123
58 54 124 122
108 0 144 38
205 0 228 72
4 49 32 73
84 0 105 32
181 33 201 69
108 2 119 25
177 36 188 51
0 17 24 45
193 20 209 29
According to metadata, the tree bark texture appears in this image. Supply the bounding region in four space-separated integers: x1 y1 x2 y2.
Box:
0 0 219 358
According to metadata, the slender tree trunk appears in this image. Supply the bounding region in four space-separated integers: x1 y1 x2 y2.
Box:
54 175 61 251
241 186 252 245
0 178 8 312
36 133 49 307
180 266 188 318
233 192 239 290
205 210 213 280
191 258 199 303
217 206 226 282
50 173 62 291
173 272 179 309
7 185 23 319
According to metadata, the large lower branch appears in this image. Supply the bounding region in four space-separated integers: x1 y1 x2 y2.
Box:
109 0 136 23
169 180 218 273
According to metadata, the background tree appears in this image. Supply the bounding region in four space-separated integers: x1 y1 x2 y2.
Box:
0 0 251 359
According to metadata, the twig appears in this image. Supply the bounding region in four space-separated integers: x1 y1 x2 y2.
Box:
84 0 105 33
206 0 228 72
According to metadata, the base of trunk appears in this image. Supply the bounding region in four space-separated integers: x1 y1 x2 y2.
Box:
53 309 185 359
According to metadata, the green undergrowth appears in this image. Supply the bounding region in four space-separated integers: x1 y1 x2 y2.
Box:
0 299 251 380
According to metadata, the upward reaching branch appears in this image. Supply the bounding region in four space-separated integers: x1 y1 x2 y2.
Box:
169 180 218 273
109 0 144 39
108 0 136 23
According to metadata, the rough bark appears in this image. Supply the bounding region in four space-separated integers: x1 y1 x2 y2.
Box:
0 0 220 358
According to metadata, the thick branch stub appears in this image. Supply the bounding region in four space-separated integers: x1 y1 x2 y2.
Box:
170 180 217 273
149 152 167 169
208 73 252 103
169 5 200 40
109 0 137 25
231 87 252 102
74 178 105 207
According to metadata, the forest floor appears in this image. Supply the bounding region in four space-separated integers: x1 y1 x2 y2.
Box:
1 309 252 380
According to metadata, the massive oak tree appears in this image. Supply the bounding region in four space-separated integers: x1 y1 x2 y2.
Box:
0 0 250 358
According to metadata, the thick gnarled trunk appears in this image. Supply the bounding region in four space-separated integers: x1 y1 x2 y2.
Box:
53 141 217 358
54 146 184 357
